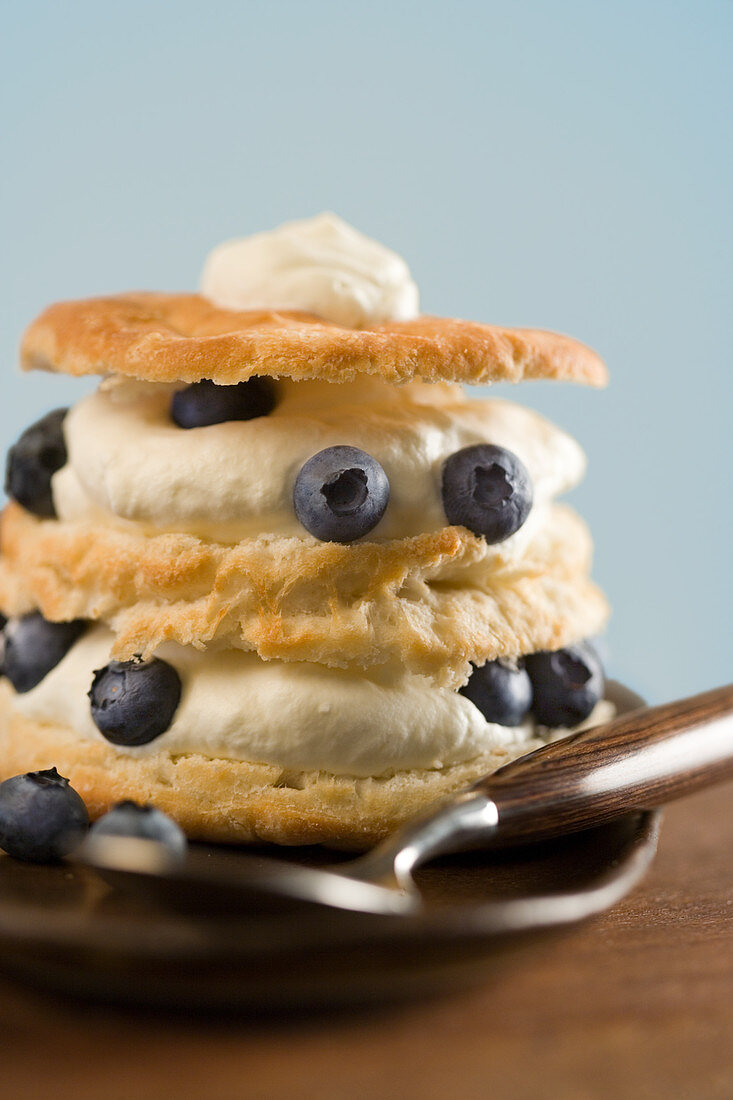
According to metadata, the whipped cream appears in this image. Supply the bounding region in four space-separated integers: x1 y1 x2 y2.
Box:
53 378 586 544
10 625 614 776
12 625 534 776
200 213 420 327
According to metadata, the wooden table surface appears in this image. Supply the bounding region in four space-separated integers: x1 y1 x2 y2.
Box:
0 781 731 1100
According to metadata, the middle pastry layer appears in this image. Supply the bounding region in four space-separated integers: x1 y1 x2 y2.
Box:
0 502 608 686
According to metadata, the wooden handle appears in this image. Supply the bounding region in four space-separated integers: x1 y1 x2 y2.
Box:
475 684 733 844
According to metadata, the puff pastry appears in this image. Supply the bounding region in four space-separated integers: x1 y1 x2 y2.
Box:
22 293 607 388
0 217 612 845
0 501 607 685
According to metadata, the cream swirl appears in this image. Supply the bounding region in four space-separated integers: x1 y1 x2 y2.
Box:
10 625 613 777
200 213 420 327
52 378 585 545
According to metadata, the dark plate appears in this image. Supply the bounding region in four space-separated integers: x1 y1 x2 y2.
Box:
0 683 659 1010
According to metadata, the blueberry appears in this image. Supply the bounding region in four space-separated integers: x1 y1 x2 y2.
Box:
293 446 390 542
90 800 187 862
5 408 69 518
1 613 86 694
0 768 89 863
525 642 604 727
89 658 182 746
441 444 533 544
171 377 276 428
459 658 533 726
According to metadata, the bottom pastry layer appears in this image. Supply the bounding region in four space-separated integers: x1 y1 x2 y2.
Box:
0 684 613 849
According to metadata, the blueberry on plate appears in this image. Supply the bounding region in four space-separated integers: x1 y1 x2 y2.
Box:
441 444 533 544
0 768 89 863
5 408 69 518
1 613 87 694
459 657 533 726
90 800 187 862
88 657 182 746
293 445 390 542
525 642 604 727
171 377 276 428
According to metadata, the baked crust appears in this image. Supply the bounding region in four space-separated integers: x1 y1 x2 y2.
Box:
0 502 609 685
0 690 547 848
21 293 608 388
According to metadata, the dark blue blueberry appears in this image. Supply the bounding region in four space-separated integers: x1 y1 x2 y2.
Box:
90 800 187 862
525 642 604 727
1 613 86 694
0 768 89 863
171 377 276 428
459 658 533 726
5 408 69 518
441 444 533 544
293 446 390 542
88 658 182 746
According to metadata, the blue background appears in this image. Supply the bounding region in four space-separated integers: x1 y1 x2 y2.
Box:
1 0 731 703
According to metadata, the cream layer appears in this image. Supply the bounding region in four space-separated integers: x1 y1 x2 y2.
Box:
53 377 585 544
9 625 612 779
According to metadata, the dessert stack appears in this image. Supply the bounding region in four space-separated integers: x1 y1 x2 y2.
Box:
0 215 610 847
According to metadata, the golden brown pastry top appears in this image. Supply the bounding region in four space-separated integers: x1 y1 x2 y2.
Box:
21 292 608 388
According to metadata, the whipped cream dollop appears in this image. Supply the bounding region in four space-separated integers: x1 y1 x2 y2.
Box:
200 213 420 327
52 378 586 544
10 625 613 777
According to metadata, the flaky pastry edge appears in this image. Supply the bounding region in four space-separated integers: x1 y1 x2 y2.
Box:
21 293 608 388
0 503 609 686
